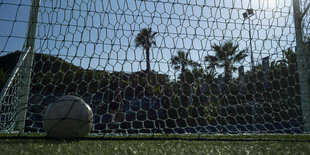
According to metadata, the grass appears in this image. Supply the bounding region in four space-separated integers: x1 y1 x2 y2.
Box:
1 134 310 154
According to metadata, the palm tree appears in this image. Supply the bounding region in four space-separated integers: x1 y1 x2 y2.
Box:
135 28 157 73
171 50 200 74
171 50 201 83
204 41 247 82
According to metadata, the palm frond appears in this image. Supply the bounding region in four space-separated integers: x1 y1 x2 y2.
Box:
205 41 246 78
135 27 157 49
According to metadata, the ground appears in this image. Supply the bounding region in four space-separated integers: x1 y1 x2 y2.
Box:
1 134 310 154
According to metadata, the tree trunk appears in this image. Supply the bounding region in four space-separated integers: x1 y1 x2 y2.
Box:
146 47 150 73
224 63 231 83
181 65 186 74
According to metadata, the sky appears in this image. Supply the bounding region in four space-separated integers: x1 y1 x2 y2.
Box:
0 0 309 78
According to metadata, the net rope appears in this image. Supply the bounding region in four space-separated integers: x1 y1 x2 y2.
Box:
1 0 310 134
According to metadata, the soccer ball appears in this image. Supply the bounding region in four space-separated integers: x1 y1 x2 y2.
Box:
43 95 93 138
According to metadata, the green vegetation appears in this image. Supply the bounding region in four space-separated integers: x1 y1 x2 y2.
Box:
0 68 9 89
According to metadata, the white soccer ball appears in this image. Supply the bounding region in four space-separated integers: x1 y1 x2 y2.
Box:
43 95 93 138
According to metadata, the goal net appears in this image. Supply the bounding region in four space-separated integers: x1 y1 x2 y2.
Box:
1 0 310 135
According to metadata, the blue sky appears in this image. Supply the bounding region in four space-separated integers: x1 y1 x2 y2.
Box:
0 0 306 78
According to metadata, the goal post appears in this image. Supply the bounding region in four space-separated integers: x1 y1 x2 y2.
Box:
293 0 310 132
1 0 310 135
0 0 40 133
15 0 40 132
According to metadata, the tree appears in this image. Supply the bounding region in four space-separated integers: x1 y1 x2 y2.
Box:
171 50 201 83
0 68 9 90
171 50 200 73
204 41 247 81
135 28 157 73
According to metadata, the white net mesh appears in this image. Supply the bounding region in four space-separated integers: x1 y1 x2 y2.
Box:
1 0 310 134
